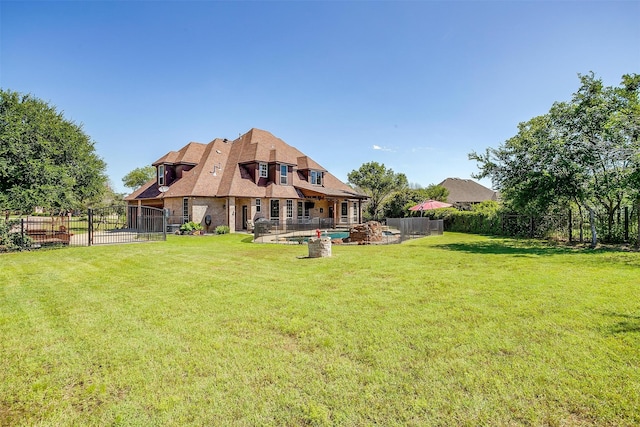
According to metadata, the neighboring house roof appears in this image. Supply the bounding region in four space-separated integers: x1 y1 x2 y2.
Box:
438 178 498 204
126 128 366 202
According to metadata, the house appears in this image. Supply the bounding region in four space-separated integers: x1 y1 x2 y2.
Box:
125 128 368 233
438 178 498 208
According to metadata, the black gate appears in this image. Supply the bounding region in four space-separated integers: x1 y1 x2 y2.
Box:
88 205 166 246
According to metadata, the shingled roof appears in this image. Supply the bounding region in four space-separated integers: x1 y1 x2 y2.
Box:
438 178 497 204
126 128 365 202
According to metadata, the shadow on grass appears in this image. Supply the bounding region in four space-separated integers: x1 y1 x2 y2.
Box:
602 312 640 334
433 239 577 257
434 237 639 257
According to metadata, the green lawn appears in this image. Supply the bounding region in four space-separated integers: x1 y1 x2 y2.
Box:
1 233 638 426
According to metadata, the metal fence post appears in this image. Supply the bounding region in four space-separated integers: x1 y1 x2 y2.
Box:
87 208 93 246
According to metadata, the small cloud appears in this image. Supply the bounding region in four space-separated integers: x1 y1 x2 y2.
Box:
373 145 394 152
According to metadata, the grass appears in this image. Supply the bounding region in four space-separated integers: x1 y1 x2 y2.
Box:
1 232 639 426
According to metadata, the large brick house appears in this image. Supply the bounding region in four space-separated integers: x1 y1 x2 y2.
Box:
125 128 368 233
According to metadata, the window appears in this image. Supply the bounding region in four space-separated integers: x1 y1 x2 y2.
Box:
182 197 189 223
270 200 280 220
297 201 303 218
280 164 288 185
256 199 261 213
259 162 268 178
158 165 165 186
310 170 322 185
353 202 358 223
286 200 293 218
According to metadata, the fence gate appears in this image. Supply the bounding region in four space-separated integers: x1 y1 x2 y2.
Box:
88 205 166 246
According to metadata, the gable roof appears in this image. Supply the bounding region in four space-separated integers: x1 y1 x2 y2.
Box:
438 178 497 204
126 128 366 202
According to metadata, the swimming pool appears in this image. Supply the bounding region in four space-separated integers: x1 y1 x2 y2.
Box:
286 231 350 243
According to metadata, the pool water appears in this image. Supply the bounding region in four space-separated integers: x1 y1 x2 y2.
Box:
286 231 350 243
326 231 349 239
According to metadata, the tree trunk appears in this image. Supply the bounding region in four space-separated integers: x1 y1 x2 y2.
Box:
576 202 584 243
589 206 597 249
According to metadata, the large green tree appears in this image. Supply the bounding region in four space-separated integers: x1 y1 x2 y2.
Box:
347 162 408 220
122 165 156 191
470 72 640 245
0 90 107 213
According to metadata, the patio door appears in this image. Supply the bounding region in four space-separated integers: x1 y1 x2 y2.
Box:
340 202 348 223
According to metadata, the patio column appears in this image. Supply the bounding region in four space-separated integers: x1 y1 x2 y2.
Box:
228 197 236 233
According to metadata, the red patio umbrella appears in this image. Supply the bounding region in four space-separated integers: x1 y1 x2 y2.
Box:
409 199 452 215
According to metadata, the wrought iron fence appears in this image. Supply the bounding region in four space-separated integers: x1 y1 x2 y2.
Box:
0 205 166 251
498 207 638 245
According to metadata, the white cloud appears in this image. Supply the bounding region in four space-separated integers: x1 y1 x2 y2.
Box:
372 145 394 152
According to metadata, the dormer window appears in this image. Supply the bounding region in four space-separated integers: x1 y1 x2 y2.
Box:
310 170 322 186
280 164 288 185
157 165 165 186
259 162 268 178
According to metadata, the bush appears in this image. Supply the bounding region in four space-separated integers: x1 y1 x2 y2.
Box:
179 221 204 234
425 204 502 235
0 220 32 251
215 225 230 235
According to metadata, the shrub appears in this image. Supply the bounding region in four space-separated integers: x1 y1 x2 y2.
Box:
179 221 204 234
0 220 32 251
215 225 230 235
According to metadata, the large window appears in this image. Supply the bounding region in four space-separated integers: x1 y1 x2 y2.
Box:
286 200 293 218
182 197 189 223
280 164 288 185
158 165 165 186
270 200 280 220
297 201 303 219
310 170 322 185
256 199 261 213
259 162 268 178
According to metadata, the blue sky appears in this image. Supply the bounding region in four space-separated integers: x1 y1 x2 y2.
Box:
1 1 638 194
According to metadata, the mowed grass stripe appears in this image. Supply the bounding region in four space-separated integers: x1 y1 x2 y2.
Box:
1 233 638 426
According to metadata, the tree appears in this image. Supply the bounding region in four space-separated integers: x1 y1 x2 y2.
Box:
0 90 107 213
382 185 449 218
347 162 408 220
470 72 640 245
122 165 156 191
